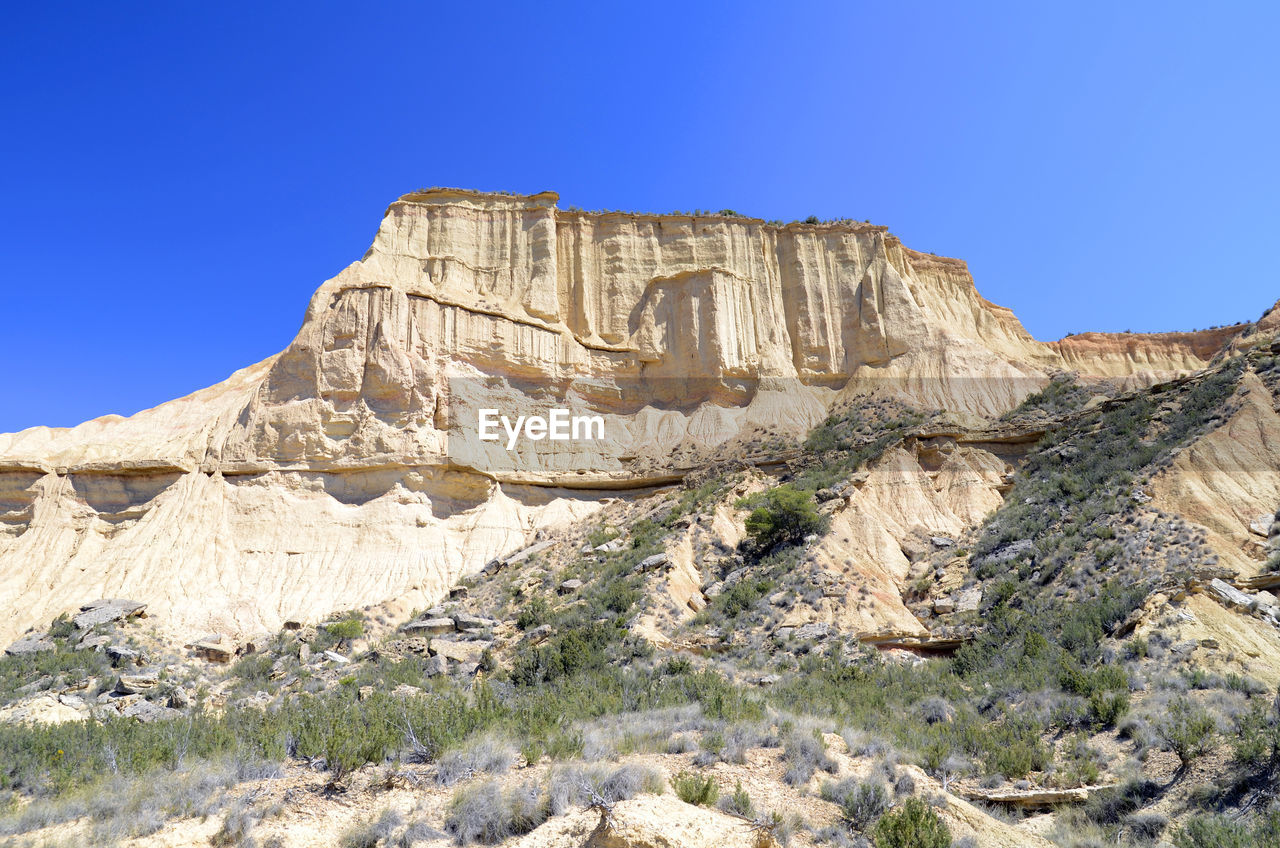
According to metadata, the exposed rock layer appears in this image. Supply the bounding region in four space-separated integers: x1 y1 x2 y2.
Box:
0 189 1247 643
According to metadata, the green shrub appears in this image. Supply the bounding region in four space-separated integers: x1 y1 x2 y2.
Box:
742 484 828 552
1158 698 1216 770
822 779 889 831
714 577 774 620
871 797 951 848
1174 810 1280 848
721 781 754 817
1232 701 1280 771
314 613 365 652
987 734 1050 780
1088 690 1130 727
229 652 275 690
672 771 719 806
515 596 549 631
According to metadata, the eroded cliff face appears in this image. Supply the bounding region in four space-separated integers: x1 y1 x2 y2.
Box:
0 189 1242 643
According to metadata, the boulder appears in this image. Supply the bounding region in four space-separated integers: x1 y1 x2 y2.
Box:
403 617 455 635
0 695 84 725
453 613 499 631
424 654 449 677
933 597 956 614
122 699 181 723
930 536 956 548
635 553 670 572
17 676 53 696
5 635 54 656
522 624 553 642
106 645 141 666
239 633 274 655
193 641 234 664
794 622 832 640
429 638 491 664
76 634 112 652
558 579 584 594
72 599 146 630
594 537 627 553
955 587 983 613
114 674 158 695
1209 578 1253 608
323 650 350 664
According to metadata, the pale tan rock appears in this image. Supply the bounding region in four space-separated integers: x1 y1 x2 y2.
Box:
428 638 490 664
0 694 85 725
193 641 234 664
0 189 1235 645
1134 592 1280 686
1150 372 1280 577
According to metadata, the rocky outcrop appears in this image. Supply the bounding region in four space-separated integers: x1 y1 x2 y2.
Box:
0 189 1242 644
1149 371 1280 576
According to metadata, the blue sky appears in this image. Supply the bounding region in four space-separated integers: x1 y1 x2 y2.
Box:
1 3 1276 432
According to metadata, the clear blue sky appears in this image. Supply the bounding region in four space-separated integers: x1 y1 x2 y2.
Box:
2 3 1277 432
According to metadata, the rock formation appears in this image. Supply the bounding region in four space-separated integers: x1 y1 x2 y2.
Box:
0 189 1247 644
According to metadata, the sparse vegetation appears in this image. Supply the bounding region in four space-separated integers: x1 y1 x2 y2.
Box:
672 771 719 806
1002 373 1093 420
0 351 1274 845
822 778 890 831
871 797 951 848
444 779 547 845
1157 697 1217 771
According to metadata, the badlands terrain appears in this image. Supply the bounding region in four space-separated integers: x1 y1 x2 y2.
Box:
2 189 1280 847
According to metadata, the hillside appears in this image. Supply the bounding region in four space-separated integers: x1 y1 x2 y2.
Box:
0 189 1244 647
1 191 1278 848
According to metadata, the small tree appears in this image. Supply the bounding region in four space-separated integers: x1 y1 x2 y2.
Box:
1158 697 1216 772
743 485 828 552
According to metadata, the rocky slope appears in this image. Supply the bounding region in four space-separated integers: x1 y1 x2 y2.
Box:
0 189 1249 647
3 196 1280 848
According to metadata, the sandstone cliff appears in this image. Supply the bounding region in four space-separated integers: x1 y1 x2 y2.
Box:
0 189 1244 644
